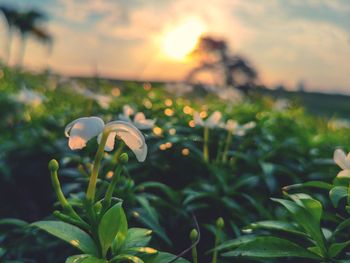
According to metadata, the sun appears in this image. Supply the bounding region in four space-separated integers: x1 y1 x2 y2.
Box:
161 18 206 60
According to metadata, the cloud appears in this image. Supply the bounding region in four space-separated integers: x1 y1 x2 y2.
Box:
1 0 349 93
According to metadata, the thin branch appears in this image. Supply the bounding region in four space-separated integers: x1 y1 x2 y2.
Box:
167 213 201 263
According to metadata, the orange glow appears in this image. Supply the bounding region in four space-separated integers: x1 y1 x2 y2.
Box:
106 171 114 179
143 82 152 91
153 126 163 136
183 105 193 115
143 98 153 109
168 128 176 135
188 120 195 128
164 108 174 116
182 148 190 156
111 87 121 97
148 91 156 99
165 99 173 106
162 18 206 60
199 111 208 118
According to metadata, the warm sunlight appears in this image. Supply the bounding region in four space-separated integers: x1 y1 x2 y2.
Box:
161 18 206 60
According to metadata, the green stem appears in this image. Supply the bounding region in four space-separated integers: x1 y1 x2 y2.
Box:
212 225 222 263
203 127 209 162
50 167 80 220
101 165 123 214
192 245 198 263
221 131 233 163
53 211 90 231
112 141 125 165
86 131 108 203
86 99 93 115
215 139 224 164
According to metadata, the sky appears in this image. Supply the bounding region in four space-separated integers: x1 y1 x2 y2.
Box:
0 0 349 94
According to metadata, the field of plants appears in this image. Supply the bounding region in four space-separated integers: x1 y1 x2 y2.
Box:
1 66 350 263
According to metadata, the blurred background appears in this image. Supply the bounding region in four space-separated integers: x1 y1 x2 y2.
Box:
0 0 349 93
1 1 350 262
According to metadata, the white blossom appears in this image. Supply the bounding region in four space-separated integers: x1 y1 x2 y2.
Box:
65 116 147 162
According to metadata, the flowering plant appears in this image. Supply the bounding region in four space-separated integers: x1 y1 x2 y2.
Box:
31 116 189 262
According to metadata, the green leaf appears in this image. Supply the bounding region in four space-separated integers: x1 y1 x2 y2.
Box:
110 254 144 263
136 196 171 245
123 247 158 255
80 256 107 263
329 186 348 208
271 198 326 255
136 182 179 203
31 221 98 256
329 241 350 258
222 237 321 260
0 247 5 257
214 235 257 251
145 252 190 263
118 228 152 252
333 218 350 238
98 202 128 257
244 220 308 237
0 218 28 227
297 197 322 223
66 255 89 263
308 246 323 257
283 181 333 191
65 255 108 263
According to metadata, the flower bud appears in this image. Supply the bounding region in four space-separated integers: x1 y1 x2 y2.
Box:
216 217 224 228
190 229 198 242
48 159 59 172
119 153 129 164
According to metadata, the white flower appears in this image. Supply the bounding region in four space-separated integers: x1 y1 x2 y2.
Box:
118 105 134 122
274 99 290 110
72 82 112 109
221 119 239 131
12 86 45 107
235 121 256 136
221 119 256 136
216 87 243 102
93 94 112 109
165 82 193 96
334 149 350 178
119 105 155 130
65 116 147 162
194 111 222 128
328 119 350 130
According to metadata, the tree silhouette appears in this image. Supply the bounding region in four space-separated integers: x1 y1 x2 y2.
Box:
0 5 19 63
14 9 52 67
186 36 257 92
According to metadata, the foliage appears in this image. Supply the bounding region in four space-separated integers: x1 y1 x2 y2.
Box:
1 66 350 262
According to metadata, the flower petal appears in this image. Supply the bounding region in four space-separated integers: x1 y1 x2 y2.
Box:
336 170 350 179
242 121 256 130
118 114 132 122
123 105 134 117
206 111 222 128
134 112 146 122
95 95 112 109
97 132 117 152
104 121 147 162
334 149 350 170
134 112 155 130
65 117 105 150
193 112 204 127
225 120 238 131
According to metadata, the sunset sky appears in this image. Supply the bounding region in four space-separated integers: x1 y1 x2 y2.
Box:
0 0 349 93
